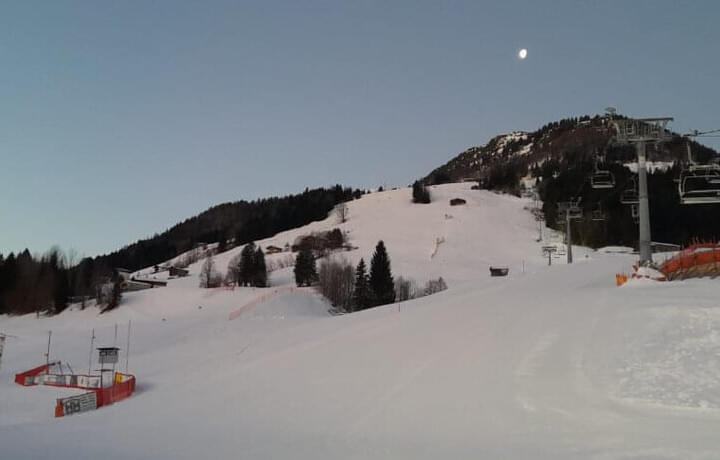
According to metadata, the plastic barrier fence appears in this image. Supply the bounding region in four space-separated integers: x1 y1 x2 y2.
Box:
14 362 55 386
43 374 102 389
54 373 136 417
659 243 720 280
97 373 135 407
15 364 136 417
55 391 97 417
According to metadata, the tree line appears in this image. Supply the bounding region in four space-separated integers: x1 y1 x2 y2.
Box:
536 146 720 248
1 185 361 316
294 240 448 314
301 240 396 312
0 247 118 315
99 185 361 272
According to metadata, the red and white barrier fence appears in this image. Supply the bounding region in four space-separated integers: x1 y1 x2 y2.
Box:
15 364 136 417
54 373 136 417
14 362 57 386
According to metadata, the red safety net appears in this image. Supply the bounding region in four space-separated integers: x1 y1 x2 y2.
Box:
14 362 55 386
659 243 720 280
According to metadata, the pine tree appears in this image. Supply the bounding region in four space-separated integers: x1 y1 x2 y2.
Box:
105 269 123 311
253 247 267 287
238 242 257 286
294 247 317 287
352 258 371 311
53 267 69 313
412 181 431 203
217 236 227 253
369 241 395 306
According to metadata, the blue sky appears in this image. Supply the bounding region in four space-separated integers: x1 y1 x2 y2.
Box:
1 0 718 258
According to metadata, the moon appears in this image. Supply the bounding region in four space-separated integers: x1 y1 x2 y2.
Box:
518 48 528 60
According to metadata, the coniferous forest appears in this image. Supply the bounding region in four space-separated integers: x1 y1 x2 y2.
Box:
0 185 361 315
422 114 720 250
533 141 720 249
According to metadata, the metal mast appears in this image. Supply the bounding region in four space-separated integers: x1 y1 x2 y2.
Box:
607 109 673 266
557 199 582 264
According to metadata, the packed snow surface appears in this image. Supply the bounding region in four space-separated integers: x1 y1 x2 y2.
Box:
2 184 720 459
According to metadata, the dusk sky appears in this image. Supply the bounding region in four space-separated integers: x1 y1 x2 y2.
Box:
2 0 719 258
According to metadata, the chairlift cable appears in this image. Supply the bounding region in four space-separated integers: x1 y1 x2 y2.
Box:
685 129 720 137
697 129 720 135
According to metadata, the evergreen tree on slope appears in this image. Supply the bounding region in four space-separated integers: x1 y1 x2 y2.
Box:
253 247 267 287
352 258 371 311
294 247 317 287
238 242 257 286
369 241 395 306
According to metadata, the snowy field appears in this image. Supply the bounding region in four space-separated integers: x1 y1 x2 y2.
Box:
2 184 720 459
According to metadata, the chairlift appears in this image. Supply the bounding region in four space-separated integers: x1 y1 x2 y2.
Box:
678 140 720 205
591 170 615 189
567 204 582 219
591 206 606 221
590 152 615 189
631 204 639 223
620 177 639 205
557 198 582 220
678 165 720 204
556 201 569 215
566 197 583 219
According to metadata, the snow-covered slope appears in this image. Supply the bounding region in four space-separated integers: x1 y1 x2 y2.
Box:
2 184 719 459
155 183 585 289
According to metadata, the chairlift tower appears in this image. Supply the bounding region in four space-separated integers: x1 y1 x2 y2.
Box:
606 109 673 266
557 199 583 264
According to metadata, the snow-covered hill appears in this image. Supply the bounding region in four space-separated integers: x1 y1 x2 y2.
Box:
2 184 720 459
139 183 582 289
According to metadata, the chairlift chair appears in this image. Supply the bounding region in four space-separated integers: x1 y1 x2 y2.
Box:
567 204 583 219
556 201 569 215
565 197 583 220
589 148 616 190
591 170 616 189
631 204 639 223
678 164 720 205
591 208 605 221
620 178 639 205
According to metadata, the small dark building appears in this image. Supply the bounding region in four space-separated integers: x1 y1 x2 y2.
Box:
489 266 509 277
169 266 189 277
266 245 283 254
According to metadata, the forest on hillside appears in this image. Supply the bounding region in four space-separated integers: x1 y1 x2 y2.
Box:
497 136 720 249
422 114 720 250
0 185 361 316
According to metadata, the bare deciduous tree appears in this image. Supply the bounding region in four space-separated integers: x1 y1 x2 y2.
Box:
318 256 354 312
394 276 418 302
335 203 349 224
199 254 221 288
423 277 447 296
